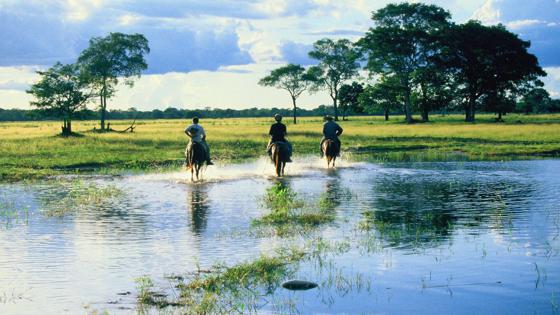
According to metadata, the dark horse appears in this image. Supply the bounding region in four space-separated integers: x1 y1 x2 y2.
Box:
270 142 289 177
321 139 339 168
185 142 206 181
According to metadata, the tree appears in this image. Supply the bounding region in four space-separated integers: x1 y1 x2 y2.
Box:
517 87 550 114
338 82 364 120
358 3 452 123
482 89 516 121
27 62 93 135
308 38 361 121
78 32 150 130
258 64 314 124
359 76 402 121
413 65 456 121
440 21 546 122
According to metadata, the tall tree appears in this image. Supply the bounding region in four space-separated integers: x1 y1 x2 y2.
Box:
338 81 364 120
359 76 402 121
440 21 545 122
78 32 149 130
308 38 361 121
358 3 452 123
258 64 314 124
413 66 456 122
27 63 93 135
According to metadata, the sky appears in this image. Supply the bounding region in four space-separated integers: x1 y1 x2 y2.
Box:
0 0 559 111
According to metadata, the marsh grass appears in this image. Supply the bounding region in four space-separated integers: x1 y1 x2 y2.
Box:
0 195 29 229
1 114 559 181
253 183 336 233
137 247 306 314
41 180 124 217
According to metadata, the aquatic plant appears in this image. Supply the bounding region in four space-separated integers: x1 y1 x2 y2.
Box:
253 183 335 230
41 180 124 217
0 195 29 229
138 247 306 314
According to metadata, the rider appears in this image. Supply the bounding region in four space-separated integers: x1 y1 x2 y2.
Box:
267 114 292 162
185 117 214 165
320 115 343 157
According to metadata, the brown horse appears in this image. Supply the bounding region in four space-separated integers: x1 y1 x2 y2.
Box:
322 139 339 168
270 142 289 177
185 142 206 181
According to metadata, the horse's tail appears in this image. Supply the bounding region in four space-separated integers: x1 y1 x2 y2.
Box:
271 142 288 176
323 140 339 158
186 142 205 169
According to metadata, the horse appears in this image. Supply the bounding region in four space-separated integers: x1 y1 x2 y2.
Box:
185 142 206 181
270 142 289 177
321 139 340 168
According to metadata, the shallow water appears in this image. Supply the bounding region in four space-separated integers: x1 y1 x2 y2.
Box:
1 158 559 314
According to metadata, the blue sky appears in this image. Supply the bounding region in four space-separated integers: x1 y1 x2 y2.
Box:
0 0 559 110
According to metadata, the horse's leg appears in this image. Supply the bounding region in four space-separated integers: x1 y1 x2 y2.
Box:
191 167 194 182
276 159 281 177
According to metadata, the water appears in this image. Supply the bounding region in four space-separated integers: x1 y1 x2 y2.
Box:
1 159 559 314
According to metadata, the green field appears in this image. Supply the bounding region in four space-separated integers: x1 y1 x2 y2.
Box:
1 114 559 182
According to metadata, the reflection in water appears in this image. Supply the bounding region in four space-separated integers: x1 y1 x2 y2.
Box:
321 171 342 211
188 185 210 235
369 171 534 249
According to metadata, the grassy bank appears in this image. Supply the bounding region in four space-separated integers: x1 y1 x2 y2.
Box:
1 114 559 181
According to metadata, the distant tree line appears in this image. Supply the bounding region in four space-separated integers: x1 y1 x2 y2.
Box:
2 99 559 122
0 105 345 122
260 3 550 123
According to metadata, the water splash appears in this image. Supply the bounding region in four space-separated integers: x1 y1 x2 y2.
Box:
135 156 369 183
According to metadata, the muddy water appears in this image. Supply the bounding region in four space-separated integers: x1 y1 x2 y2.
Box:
0 158 559 314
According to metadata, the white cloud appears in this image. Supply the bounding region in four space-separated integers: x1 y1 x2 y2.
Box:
543 66 560 98
506 19 543 30
64 0 103 22
111 64 331 110
472 0 501 23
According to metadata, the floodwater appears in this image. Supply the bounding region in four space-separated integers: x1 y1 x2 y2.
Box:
0 158 559 314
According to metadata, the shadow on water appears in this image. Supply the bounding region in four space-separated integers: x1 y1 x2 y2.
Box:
187 184 210 235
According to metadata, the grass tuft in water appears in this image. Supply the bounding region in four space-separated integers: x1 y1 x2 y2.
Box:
253 183 336 230
41 180 124 217
138 247 306 314
0 195 29 229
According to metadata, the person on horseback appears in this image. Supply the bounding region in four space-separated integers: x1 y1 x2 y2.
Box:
320 115 343 157
185 117 214 165
267 114 292 162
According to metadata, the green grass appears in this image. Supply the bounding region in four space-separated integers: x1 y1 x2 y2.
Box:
1 114 560 181
137 247 305 314
252 183 336 234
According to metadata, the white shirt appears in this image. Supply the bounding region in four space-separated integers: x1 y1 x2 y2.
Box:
185 124 206 143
